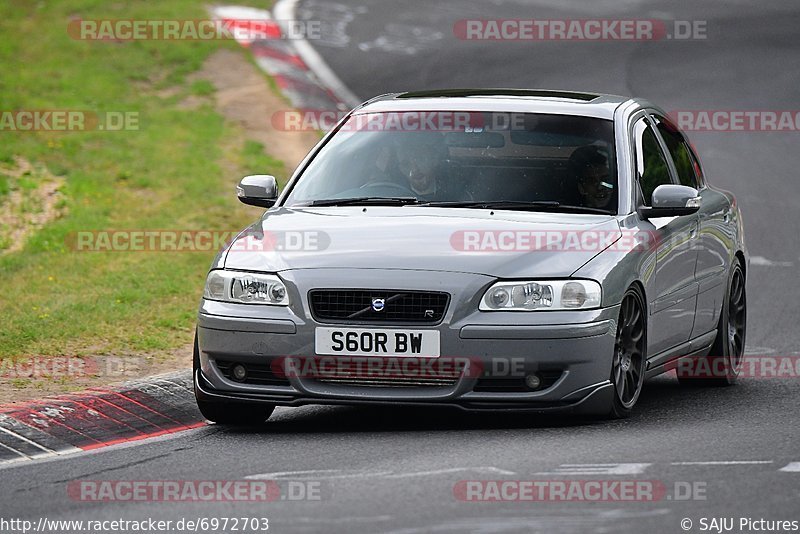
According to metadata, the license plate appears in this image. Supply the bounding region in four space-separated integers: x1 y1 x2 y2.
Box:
314 327 440 357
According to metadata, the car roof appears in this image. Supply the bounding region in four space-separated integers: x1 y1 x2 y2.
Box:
356 89 633 120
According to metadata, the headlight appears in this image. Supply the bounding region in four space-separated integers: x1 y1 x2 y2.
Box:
203 270 289 306
480 280 601 311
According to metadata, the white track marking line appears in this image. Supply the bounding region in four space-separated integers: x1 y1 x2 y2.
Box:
0 440 29 460
247 466 515 480
779 462 800 472
385 467 515 479
672 460 774 465
750 256 793 267
247 469 394 480
273 0 362 108
535 463 651 475
0 424 208 471
0 424 57 457
560 463 635 467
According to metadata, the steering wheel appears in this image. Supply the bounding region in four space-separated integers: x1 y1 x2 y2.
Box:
358 181 416 196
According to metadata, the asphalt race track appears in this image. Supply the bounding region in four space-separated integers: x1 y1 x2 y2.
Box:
3 1 800 533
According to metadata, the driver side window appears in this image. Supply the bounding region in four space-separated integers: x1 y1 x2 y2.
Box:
633 117 672 206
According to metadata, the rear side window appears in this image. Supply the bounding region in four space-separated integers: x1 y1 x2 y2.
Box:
652 115 700 189
633 117 672 205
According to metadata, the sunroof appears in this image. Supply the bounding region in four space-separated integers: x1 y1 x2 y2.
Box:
396 88 600 101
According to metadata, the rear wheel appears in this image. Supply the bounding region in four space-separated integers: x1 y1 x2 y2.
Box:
678 261 746 387
608 288 647 418
193 333 275 425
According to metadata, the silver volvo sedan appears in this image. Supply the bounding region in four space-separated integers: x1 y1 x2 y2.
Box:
194 89 747 423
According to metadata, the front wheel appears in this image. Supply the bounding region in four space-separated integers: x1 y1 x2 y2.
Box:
193 332 275 425
607 288 647 419
196 399 275 426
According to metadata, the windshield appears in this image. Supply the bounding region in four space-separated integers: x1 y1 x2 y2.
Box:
282 111 618 213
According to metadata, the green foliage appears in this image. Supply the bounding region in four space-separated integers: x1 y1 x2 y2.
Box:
0 0 283 359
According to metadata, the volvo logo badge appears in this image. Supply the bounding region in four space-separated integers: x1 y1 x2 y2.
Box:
371 298 386 312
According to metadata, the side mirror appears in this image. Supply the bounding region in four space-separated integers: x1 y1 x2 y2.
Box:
639 184 701 219
237 175 278 208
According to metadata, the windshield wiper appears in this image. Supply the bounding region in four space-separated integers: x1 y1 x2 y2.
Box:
420 200 614 215
306 196 421 207
422 200 558 209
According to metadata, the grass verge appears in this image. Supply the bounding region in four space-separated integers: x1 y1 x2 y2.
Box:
0 0 283 365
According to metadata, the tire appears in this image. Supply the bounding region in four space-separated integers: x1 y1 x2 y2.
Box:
677 260 746 387
606 287 647 419
193 332 275 425
196 399 275 426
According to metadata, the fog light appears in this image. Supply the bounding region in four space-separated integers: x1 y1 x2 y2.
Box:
231 364 247 382
524 373 541 390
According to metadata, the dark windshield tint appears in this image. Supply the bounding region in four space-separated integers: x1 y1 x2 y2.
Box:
283 111 618 213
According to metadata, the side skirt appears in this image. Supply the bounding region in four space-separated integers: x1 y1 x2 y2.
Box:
645 329 717 379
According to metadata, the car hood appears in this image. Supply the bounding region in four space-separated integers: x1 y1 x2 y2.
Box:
223 207 622 278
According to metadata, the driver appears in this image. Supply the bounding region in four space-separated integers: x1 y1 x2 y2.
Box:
395 133 448 200
569 145 614 209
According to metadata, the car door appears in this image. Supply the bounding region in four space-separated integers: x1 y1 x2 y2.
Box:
650 114 729 338
631 114 699 357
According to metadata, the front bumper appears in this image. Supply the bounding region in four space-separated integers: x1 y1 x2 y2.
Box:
196 268 619 413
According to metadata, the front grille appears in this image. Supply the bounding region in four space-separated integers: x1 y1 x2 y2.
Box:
473 370 563 392
215 360 290 387
309 289 449 324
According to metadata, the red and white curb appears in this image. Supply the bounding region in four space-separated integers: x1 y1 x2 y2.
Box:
210 3 361 120
0 370 202 466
